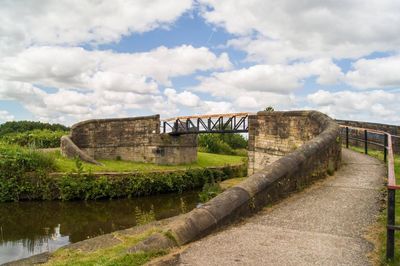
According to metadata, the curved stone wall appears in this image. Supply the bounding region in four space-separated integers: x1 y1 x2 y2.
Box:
20 110 342 263
248 111 324 175
131 110 341 250
61 115 198 165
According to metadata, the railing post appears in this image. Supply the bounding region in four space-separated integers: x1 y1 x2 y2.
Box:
174 119 179 133
387 188 396 260
346 127 349 148
364 130 368 154
163 121 166 133
384 134 388 163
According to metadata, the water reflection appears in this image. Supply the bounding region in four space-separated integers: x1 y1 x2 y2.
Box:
0 192 198 264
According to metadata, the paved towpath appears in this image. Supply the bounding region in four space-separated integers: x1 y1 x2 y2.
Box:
178 149 385 266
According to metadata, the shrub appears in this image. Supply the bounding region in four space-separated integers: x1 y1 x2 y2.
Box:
0 162 246 202
198 177 222 203
0 143 57 201
218 133 248 149
0 129 68 148
198 133 248 155
0 120 69 136
0 140 247 202
0 143 56 175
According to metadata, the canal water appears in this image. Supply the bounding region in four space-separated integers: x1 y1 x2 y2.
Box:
0 192 199 264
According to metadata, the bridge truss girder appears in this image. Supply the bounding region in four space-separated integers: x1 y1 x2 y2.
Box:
161 113 249 135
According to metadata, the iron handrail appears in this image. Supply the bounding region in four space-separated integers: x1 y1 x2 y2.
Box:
339 125 397 260
387 132 398 189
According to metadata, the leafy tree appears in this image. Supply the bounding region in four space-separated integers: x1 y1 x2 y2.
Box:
0 121 69 136
265 106 275 112
198 133 248 155
0 129 68 148
218 133 248 149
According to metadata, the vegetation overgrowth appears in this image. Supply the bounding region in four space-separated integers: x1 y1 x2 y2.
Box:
198 133 247 156
0 120 70 148
0 142 56 175
0 120 69 136
198 176 223 203
0 142 56 202
198 176 248 202
0 143 246 202
0 129 68 148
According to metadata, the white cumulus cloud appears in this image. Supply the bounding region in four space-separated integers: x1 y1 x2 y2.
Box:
0 45 231 90
200 0 400 63
308 89 400 124
0 110 14 122
0 44 232 123
164 88 201 108
191 59 341 112
194 59 342 95
346 55 400 89
0 0 193 56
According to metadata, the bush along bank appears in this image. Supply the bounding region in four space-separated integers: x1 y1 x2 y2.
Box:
198 133 248 156
0 161 247 202
0 143 55 201
0 129 69 148
0 120 69 136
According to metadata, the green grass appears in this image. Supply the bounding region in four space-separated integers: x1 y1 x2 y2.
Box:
347 145 400 265
220 177 247 190
44 229 166 266
49 150 246 173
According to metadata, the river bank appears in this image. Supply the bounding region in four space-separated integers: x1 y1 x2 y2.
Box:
0 191 200 264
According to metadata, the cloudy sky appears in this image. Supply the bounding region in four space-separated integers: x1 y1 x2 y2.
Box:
0 0 400 125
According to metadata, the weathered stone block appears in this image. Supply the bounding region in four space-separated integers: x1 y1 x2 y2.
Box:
61 115 198 165
247 111 330 175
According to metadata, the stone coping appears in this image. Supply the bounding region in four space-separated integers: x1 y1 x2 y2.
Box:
70 114 160 131
156 110 340 248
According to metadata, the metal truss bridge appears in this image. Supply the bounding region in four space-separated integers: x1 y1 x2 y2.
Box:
161 112 250 135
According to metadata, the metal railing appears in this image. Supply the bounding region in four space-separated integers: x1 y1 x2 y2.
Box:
340 125 397 260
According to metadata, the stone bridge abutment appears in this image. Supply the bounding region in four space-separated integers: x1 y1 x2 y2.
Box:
61 115 198 165
61 111 341 172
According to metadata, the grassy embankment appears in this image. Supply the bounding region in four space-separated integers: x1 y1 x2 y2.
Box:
0 143 247 202
39 152 247 265
348 145 400 265
50 150 245 173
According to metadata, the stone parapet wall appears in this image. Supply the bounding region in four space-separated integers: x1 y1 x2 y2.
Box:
248 111 323 175
336 119 400 154
127 110 342 251
46 110 342 258
61 115 197 165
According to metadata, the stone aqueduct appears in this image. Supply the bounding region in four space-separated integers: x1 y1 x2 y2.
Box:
61 110 341 177
59 110 342 251
61 114 198 165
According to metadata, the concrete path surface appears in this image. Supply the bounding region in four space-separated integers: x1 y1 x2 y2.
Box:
178 149 385 266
